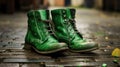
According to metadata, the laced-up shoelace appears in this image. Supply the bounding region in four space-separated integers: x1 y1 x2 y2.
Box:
69 19 83 39
62 11 77 41
69 19 78 32
34 19 56 43
33 12 56 43
63 18 76 41
40 19 56 38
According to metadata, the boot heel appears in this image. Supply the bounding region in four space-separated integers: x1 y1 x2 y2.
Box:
23 43 32 50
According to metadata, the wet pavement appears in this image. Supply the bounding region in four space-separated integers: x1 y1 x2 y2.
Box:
0 7 120 67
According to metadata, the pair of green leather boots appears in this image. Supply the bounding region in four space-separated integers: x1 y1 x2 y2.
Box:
25 8 99 54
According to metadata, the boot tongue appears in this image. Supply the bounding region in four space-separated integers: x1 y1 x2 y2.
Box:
66 9 76 19
27 10 36 19
35 10 49 20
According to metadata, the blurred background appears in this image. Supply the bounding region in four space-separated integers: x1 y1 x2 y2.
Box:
0 0 120 14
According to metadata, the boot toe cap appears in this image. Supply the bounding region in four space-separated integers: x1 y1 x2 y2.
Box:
70 41 99 52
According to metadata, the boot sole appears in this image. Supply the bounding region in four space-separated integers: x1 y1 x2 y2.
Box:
33 46 68 54
70 44 100 52
24 43 68 54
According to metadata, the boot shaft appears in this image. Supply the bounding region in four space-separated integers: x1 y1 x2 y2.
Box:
27 10 53 41
51 9 76 27
51 9 82 42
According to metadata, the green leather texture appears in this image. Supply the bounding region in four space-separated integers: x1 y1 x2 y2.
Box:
51 9 98 52
25 10 67 53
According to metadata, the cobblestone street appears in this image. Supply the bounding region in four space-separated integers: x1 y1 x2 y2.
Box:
0 7 120 67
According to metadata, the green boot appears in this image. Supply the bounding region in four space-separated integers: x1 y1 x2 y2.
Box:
25 10 68 54
51 9 99 52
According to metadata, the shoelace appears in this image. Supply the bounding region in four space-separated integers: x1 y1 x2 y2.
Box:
41 19 56 37
69 19 78 32
69 19 83 39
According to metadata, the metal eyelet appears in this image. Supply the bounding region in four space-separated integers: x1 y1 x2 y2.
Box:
63 10 65 13
63 15 66 17
64 19 67 22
